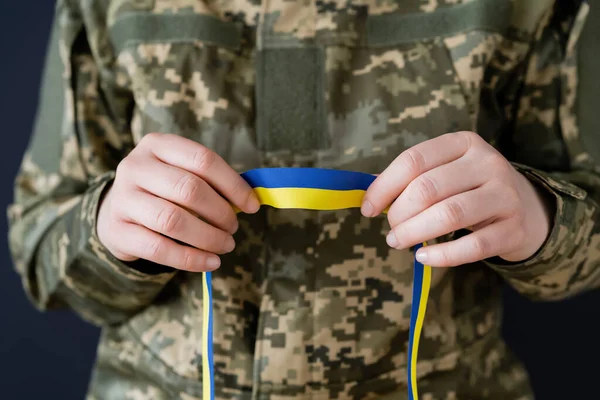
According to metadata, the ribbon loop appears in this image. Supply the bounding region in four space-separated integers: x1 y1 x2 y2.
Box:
202 168 431 400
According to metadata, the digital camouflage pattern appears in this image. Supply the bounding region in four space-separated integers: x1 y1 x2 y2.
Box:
7 0 600 399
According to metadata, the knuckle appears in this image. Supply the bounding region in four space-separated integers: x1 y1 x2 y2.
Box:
459 130 478 139
212 232 230 253
107 201 123 223
156 205 183 234
142 132 162 144
458 130 479 147
217 208 235 229
486 152 510 173
471 235 492 259
392 225 409 247
399 148 426 176
181 251 195 271
174 174 203 204
191 146 216 173
144 238 163 260
387 212 397 228
437 250 453 267
439 201 465 227
413 175 438 205
232 177 250 203
116 156 136 176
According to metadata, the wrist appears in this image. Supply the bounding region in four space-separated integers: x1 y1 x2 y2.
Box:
502 171 555 262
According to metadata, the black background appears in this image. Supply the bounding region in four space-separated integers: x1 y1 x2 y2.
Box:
0 3 598 399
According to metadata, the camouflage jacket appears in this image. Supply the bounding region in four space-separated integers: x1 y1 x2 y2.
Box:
7 0 600 399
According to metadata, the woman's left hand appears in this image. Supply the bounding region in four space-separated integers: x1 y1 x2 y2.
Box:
361 131 554 267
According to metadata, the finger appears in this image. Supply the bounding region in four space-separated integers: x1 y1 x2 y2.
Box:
414 218 521 267
120 190 235 255
111 221 222 272
386 184 517 250
362 131 474 217
387 157 488 227
139 133 260 213
122 157 239 234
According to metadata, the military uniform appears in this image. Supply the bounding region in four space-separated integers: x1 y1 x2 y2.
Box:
7 0 600 399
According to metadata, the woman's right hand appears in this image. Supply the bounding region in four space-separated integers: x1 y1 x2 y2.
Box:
96 133 260 272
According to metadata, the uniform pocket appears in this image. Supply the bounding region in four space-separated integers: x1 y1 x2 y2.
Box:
321 0 512 172
366 0 512 124
322 39 473 172
108 9 256 164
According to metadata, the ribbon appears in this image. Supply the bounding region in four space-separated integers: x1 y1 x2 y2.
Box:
202 168 431 400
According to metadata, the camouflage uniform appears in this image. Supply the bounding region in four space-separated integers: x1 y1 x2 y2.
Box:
7 0 600 399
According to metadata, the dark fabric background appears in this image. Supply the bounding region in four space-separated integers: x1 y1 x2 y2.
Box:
0 3 598 399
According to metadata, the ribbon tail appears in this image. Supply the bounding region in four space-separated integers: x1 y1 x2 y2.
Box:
202 271 215 400
408 242 432 400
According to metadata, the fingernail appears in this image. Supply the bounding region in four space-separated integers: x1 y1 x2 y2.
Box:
231 219 239 234
225 236 235 252
206 256 221 270
247 194 261 214
361 199 374 217
386 231 399 248
416 250 428 263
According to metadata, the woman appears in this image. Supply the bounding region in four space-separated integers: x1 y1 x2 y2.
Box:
8 0 599 398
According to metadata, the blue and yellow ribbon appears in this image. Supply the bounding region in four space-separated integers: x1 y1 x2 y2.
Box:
202 168 431 400
409 242 431 399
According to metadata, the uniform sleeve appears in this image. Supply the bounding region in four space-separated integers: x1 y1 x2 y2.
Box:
485 0 600 301
7 2 176 327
